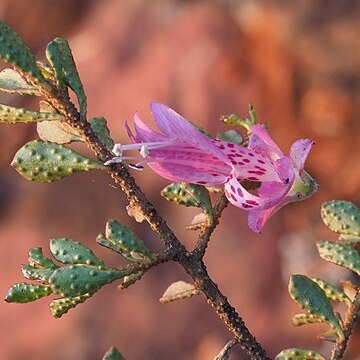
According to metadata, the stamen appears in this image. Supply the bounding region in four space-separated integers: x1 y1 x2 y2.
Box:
140 145 149 158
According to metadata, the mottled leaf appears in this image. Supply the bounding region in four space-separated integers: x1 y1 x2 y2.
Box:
317 240 360 276
321 201 360 236
50 292 93 318
89 117 114 150
275 349 325 360
289 275 344 341
49 264 130 297
159 281 199 304
11 140 105 182
292 313 324 327
46 38 87 118
21 264 55 282
0 22 50 89
0 68 39 95
50 238 108 268
5 282 52 303
0 104 61 124
28 247 58 269
311 277 351 305
161 183 213 222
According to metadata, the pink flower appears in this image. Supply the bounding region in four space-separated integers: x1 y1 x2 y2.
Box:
106 102 318 233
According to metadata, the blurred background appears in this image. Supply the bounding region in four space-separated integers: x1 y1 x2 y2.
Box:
1 0 360 359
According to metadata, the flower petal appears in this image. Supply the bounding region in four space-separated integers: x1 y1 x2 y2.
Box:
290 139 314 170
248 125 283 160
150 102 227 161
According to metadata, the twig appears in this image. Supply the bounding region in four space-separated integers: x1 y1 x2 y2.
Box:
42 86 270 360
214 339 238 360
330 287 360 360
192 192 229 259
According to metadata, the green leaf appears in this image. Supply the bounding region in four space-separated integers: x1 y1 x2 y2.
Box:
275 349 325 360
103 347 126 360
317 240 360 276
161 183 213 222
28 247 58 269
11 140 105 182
89 117 114 150
50 238 108 268
49 265 130 297
292 313 324 327
97 219 156 262
159 281 200 304
0 104 62 124
217 130 243 145
21 264 55 282
0 68 39 95
321 201 360 236
310 277 351 305
5 282 52 303
338 234 360 243
50 292 93 318
46 38 87 118
0 22 50 89
289 275 344 341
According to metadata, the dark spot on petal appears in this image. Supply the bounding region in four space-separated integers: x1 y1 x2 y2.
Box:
243 159 251 163
230 185 235 193
237 187 243 196
242 204 252 209
227 143 235 148
255 166 266 172
248 153 254 157
248 176 259 181
197 181 207 184
230 193 237 202
258 159 266 164
246 200 259 205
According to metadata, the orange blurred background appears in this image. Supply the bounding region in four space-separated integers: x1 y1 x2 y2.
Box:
1 1 360 359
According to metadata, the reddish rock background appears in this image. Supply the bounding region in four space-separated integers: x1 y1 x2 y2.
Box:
1 1 360 359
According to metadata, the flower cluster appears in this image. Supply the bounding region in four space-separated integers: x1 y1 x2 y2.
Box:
106 102 318 233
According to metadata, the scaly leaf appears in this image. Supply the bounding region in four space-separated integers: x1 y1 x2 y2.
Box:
5 283 52 303
11 140 105 182
46 38 87 118
321 200 360 236
275 349 325 360
0 104 61 124
317 240 360 276
159 281 200 304
0 22 50 89
50 293 93 318
21 265 55 282
50 238 108 269
292 313 324 327
0 68 39 95
161 183 213 222
289 275 344 341
49 265 130 297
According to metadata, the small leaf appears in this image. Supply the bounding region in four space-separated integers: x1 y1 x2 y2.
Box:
46 38 87 118
49 265 130 297
5 283 52 303
161 183 213 222
340 280 358 301
318 328 338 342
89 117 114 150
292 313 324 327
0 104 61 124
50 238 108 268
0 68 39 95
338 234 360 243
275 349 325 360
11 140 105 182
0 22 50 89
311 277 351 305
28 247 58 269
321 201 360 236
317 240 360 276
159 281 200 304
289 275 344 341
102 219 156 262
103 347 126 360
214 339 238 360
21 264 55 282
118 272 144 290
186 212 207 230
217 130 243 145
50 293 93 318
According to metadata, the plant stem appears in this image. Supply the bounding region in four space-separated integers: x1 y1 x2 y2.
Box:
45 87 270 360
330 287 360 360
